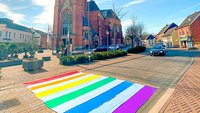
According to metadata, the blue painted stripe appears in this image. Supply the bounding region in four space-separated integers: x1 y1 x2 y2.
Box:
64 81 133 113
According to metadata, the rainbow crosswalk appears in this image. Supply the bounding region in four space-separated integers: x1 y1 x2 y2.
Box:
23 70 157 113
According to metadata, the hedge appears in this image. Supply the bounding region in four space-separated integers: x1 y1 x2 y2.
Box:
92 50 127 60
127 46 146 53
60 54 89 65
60 50 127 65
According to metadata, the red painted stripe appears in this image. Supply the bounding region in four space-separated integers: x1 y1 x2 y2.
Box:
23 70 80 86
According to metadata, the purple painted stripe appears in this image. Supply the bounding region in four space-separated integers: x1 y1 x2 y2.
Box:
113 86 157 113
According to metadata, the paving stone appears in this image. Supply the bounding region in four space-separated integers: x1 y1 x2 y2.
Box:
0 50 144 112
161 57 200 113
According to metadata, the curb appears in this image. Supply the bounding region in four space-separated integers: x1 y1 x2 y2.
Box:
148 56 195 113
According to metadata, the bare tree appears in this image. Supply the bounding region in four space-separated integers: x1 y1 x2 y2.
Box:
111 3 127 50
125 16 145 48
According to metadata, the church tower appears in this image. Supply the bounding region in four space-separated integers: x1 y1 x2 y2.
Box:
53 0 87 50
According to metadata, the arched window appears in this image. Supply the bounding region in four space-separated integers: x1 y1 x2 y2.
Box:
62 12 72 36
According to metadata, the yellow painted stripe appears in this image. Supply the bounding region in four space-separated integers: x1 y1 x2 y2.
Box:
35 75 100 98
30 73 87 90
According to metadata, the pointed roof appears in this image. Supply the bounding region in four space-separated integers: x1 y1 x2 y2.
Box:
158 23 178 35
146 35 156 40
163 27 177 37
100 9 118 19
179 11 200 28
87 0 100 11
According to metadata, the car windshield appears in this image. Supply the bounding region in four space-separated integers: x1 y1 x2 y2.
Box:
153 46 162 49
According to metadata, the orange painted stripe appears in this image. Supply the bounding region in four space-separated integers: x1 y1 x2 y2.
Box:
23 70 80 86
30 73 87 90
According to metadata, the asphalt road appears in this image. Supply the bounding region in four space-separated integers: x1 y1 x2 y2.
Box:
84 49 198 113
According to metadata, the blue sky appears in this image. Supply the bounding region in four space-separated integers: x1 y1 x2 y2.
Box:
0 0 200 34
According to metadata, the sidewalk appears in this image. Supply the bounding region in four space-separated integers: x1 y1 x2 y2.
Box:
160 57 200 113
0 51 144 113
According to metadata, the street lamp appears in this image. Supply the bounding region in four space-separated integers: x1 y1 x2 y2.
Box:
106 29 109 51
54 33 59 54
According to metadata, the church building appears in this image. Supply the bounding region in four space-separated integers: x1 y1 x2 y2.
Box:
53 0 123 50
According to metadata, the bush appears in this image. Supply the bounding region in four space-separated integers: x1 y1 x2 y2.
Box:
92 50 127 60
127 46 146 53
61 54 89 65
60 50 127 65
0 43 8 60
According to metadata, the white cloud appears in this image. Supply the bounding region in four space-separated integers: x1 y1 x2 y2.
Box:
123 0 145 8
121 19 132 34
32 0 55 29
0 3 25 24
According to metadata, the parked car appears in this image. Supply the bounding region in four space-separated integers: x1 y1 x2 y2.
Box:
109 44 120 50
116 44 124 49
93 46 108 52
156 42 167 51
150 45 167 56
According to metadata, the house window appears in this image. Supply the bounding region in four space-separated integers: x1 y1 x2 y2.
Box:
9 32 11 38
20 34 21 39
6 31 8 38
84 32 88 40
14 33 16 38
0 31 2 37
182 31 184 35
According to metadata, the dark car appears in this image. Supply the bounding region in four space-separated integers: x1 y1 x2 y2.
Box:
93 46 108 52
150 46 167 56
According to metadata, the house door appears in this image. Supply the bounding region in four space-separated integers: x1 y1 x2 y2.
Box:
94 40 98 48
184 41 187 48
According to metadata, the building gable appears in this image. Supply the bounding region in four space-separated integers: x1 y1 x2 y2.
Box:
179 11 200 28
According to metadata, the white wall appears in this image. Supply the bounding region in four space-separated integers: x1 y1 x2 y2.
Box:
0 27 32 43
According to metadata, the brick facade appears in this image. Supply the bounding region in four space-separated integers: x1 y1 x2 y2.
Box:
191 16 200 44
177 11 200 48
52 0 123 50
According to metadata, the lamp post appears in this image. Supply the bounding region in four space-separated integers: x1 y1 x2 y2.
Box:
106 30 109 51
88 0 91 52
55 33 59 54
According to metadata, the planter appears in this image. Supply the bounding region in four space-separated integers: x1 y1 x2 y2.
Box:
0 59 22 68
42 57 51 61
22 59 44 71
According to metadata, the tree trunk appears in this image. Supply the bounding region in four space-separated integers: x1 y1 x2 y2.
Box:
131 38 134 48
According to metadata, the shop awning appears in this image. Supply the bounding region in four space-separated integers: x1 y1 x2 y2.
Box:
176 37 188 41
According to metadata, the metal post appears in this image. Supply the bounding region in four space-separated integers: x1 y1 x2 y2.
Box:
56 33 59 53
106 30 109 51
88 0 91 52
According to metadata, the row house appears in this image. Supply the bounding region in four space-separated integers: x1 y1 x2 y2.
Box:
177 11 200 48
0 18 48 48
156 23 178 48
144 35 156 47
53 0 123 50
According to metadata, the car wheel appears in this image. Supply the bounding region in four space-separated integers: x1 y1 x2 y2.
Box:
163 52 166 56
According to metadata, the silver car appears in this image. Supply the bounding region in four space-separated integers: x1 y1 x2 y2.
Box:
109 45 120 50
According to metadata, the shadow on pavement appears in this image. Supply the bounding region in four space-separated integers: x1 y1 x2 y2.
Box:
25 69 48 74
0 98 21 110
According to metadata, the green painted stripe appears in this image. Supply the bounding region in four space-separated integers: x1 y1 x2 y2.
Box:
45 77 116 108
